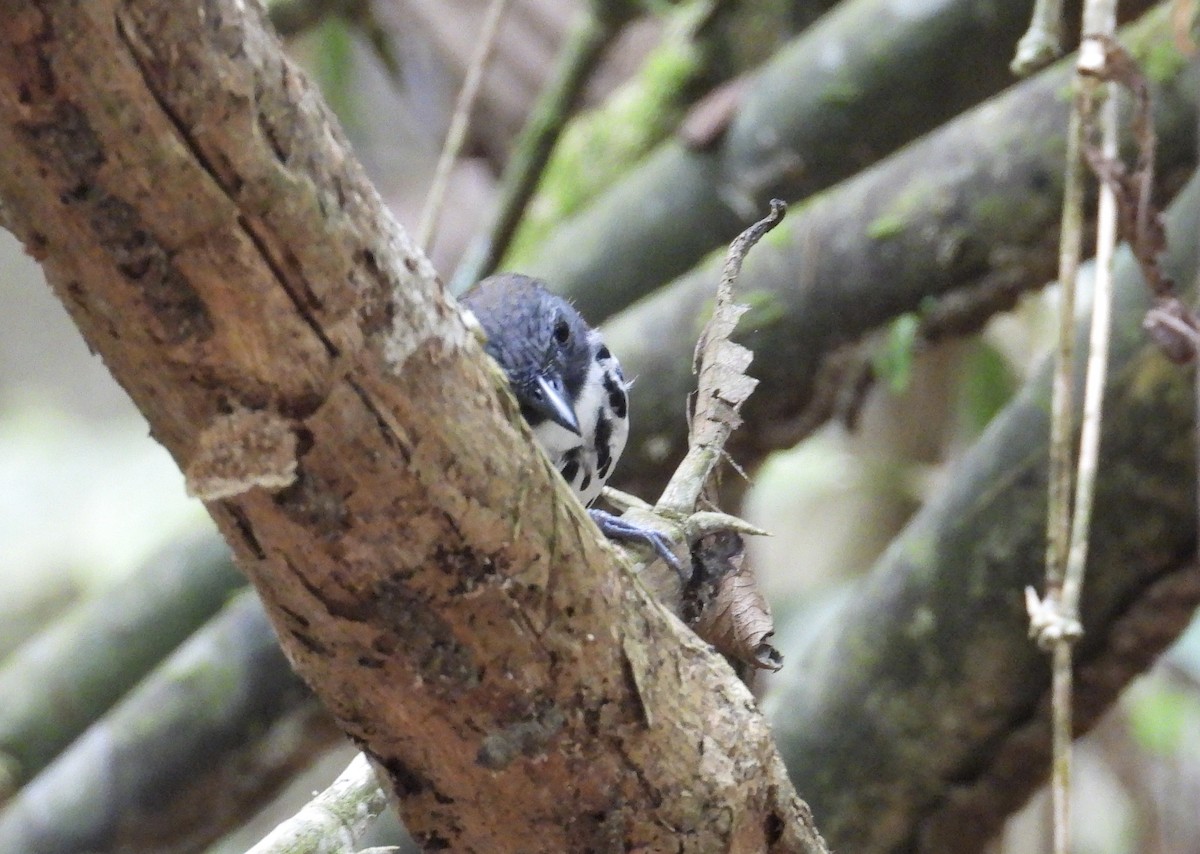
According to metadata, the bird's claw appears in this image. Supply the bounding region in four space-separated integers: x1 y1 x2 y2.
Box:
589 509 690 582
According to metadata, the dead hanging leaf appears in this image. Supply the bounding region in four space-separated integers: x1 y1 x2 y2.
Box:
1080 35 1199 362
656 200 785 517
1084 155 1170 296
684 531 782 672
1080 36 1163 293
643 201 786 680
692 321 758 436
687 200 786 468
681 204 786 666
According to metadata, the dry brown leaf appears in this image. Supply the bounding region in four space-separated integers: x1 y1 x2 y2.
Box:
642 203 787 677
687 202 784 486
656 200 785 516
686 531 782 671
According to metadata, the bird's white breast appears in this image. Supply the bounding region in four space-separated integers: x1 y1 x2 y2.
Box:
533 329 629 507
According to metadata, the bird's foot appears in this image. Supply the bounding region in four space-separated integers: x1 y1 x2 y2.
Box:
589 509 689 581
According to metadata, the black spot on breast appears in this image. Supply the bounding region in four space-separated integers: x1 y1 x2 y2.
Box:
580 472 591 491
609 390 626 419
594 409 612 474
597 457 611 479
603 372 627 419
561 457 580 484
596 345 611 361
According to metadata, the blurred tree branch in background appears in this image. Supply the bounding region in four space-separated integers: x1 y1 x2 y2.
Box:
772 167 1200 851
0 588 332 853
0 534 244 796
520 0 1158 322
608 4 1198 501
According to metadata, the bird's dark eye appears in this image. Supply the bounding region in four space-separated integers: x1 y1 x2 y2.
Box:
553 319 571 345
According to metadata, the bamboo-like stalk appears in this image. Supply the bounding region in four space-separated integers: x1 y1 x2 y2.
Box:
1028 0 1120 850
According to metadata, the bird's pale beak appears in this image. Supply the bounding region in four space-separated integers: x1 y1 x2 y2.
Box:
528 373 581 436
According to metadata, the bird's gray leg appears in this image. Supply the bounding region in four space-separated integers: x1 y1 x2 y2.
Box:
588 509 689 581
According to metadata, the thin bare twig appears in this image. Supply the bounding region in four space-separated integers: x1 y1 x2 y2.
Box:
269 0 335 37
269 0 403 84
351 0 405 86
1026 3 1120 852
416 0 512 252
1038 91 1088 854
1064 64 1118 666
450 2 635 292
1054 69 1119 854
1030 61 1084 854
1043 105 1085 608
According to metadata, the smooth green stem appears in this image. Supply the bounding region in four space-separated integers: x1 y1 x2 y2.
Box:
247 753 388 854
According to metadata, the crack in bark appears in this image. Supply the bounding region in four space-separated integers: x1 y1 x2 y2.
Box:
114 7 340 360
346 376 414 460
219 500 266 560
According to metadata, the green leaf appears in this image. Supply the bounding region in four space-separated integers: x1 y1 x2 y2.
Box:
872 314 919 393
958 341 1018 435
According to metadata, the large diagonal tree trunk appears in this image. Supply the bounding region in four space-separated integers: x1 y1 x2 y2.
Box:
0 2 825 851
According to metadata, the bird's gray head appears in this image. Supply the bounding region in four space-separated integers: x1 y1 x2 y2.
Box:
462 273 592 436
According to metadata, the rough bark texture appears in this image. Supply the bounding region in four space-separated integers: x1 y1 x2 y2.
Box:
0 2 825 851
770 167 1200 853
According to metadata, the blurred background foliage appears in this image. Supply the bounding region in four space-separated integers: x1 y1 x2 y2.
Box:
2 0 1199 852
